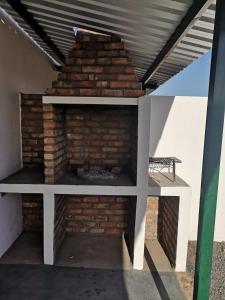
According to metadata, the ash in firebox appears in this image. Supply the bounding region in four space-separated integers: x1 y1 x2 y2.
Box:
75 166 122 180
82 168 117 180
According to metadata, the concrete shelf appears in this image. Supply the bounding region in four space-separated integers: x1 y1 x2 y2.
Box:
0 168 137 196
1 167 44 185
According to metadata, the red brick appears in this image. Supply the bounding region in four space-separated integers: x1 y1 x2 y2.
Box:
97 57 111 65
112 57 129 64
101 89 123 97
110 81 130 88
96 81 109 88
70 73 89 81
79 89 101 96
75 81 96 88
104 42 124 50
123 90 145 97
82 66 103 73
103 66 125 73
125 66 135 73
73 58 96 65
117 74 137 81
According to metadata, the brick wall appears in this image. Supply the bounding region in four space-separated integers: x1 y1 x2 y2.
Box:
65 195 129 236
21 94 44 167
54 195 66 256
158 196 179 267
145 196 159 240
46 32 144 98
22 194 43 232
43 104 67 184
130 109 138 182
43 105 138 184
145 196 179 267
66 106 133 169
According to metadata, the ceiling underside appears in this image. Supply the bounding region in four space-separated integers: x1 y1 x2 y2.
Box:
0 0 216 88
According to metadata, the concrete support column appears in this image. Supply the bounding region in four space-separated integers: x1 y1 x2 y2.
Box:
133 96 151 270
175 189 191 272
43 192 55 265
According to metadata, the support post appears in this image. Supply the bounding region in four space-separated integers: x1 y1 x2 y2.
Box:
133 96 151 270
194 0 225 298
175 189 191 272
43 192 55 265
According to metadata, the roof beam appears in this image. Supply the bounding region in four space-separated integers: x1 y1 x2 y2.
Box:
6 0 65 64
142 0 213 86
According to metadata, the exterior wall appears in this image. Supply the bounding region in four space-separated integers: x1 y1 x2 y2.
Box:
0 8 56 256
214 124 225 241
65 195 129 236
149 96 225 241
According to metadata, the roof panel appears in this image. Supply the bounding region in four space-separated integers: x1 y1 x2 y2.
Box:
0 0 215 87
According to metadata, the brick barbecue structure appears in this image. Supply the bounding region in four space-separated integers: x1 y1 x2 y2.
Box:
21 32 144 244
18 32 181 269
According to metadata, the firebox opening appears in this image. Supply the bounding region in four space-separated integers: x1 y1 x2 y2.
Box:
44 104 138 186
54 195 137 269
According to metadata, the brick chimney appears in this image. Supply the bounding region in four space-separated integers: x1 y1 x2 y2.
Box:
46 32 144 98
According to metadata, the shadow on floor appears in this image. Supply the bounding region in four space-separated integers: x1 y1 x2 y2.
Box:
144 245 186 300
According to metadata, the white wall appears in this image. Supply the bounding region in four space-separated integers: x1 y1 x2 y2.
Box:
0 9 56 256
149 96 225 241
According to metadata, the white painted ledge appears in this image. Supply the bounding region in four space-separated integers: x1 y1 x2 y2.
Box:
0 183 137 196
42 96 138 106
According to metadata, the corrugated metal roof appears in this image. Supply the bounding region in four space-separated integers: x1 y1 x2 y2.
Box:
0 0 215 88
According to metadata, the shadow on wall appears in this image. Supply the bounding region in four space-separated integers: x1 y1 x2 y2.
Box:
149 96 175 156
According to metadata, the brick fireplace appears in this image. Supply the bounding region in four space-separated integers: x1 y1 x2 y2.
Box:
43 104 138 185
43 32 143 185
17 31 149 267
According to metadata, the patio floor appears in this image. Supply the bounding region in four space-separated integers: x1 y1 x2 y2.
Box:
0 233 188 299
0 264 186 300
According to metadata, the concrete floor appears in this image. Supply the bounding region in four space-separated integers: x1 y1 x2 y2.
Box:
55 234 132 270
0 233 186 299
0 232 43 265
0 265 186 300
0 233 172 272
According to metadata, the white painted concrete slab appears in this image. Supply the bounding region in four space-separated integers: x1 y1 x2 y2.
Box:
43 96 138 106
